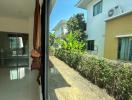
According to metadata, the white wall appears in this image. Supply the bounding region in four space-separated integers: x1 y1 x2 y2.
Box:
0 17 34 67
0 17 28 33
54 25 68 37
55 27 62 37
28 17 34 66
86 0 132 57
63 25 68 34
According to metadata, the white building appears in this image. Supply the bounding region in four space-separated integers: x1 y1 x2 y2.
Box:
53 20 68 37
76 0 132 57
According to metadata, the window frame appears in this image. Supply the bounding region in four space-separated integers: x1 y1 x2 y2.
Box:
118 37 132 61
93 0 103 16
86 40 95 51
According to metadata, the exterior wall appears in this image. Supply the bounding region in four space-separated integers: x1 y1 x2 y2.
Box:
55 27 63 37
54 24 68 37
0 17 34 67
86 0 132 57
104 13 132 60
63 25 68 34
49 0 56 14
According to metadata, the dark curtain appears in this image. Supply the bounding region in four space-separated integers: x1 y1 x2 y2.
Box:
31 0 41 70
33 0 41 50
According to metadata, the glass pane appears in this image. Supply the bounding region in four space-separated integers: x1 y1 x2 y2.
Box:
0 0 41 99
49 0 132 100
128 39 132 61
93 0 102 16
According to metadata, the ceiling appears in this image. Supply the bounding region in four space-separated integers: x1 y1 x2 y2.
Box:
0 0 35 19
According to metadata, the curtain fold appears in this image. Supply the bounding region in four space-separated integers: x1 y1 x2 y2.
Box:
129 40 132 61
33 0 41 50
120 37 132 61
31 0 41 70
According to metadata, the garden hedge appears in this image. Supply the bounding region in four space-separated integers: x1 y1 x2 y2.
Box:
55 49 132 100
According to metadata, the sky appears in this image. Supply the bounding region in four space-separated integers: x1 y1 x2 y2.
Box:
50 0 87 32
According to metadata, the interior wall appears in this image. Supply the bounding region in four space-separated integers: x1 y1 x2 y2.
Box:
0 17 34 67
0 17 28 33
28 17 34 66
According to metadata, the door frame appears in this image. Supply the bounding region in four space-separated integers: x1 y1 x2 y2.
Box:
41 0 50 100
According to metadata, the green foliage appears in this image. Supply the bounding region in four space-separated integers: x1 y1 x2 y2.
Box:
55 49 82 68
55 32 85 52
49 33 56 55
67 13 88 42
55 49 132 100
49 32 56 46
49 46 55 56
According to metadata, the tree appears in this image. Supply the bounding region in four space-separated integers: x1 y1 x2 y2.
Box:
49 32 56 46
67 13 88 42
55 32 85 52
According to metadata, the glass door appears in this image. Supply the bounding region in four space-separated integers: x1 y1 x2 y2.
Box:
0 32 12 67
8 33 29 68
0 32 29 68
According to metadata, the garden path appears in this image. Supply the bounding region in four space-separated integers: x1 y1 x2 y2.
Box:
49 56 115 100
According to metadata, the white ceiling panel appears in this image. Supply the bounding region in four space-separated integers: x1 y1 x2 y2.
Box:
0 0 35 19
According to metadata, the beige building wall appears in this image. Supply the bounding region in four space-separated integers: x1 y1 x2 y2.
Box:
0 17 34 67
104 13 132 60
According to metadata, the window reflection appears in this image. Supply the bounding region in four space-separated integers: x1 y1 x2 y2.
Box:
10 68 25 80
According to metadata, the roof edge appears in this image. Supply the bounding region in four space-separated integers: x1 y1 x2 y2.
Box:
52 20 67 31
75 0 92 10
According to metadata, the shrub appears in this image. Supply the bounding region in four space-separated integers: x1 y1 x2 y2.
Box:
55 49 132 100
55 49 82 68
49 46 55 56
54 32 85 52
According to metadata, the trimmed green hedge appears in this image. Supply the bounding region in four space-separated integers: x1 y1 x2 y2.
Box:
55 49 132 100
55 49 82 68
49 46 55 56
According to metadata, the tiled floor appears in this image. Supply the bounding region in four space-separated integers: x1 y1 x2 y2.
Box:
0 67 40 100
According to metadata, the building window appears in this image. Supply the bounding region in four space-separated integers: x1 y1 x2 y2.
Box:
87 40 94 50
9 37 17 49
118 37 132 61
93 0 103 16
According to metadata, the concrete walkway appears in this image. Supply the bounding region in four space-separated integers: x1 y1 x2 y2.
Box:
49 56 115 100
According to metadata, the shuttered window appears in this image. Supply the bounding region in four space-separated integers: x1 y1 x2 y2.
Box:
93 0 103 16
118 37 132 61
87 40 94 51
